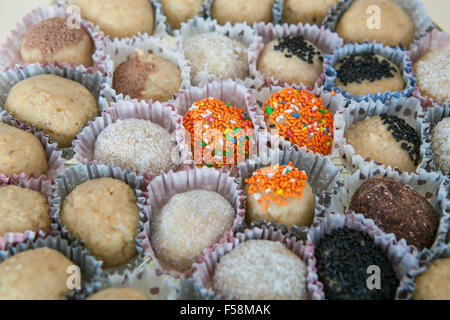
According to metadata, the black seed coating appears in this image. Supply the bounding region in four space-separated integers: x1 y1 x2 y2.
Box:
273 36 322 64
315 228 399 300
380 113 421 166
336 52 398 85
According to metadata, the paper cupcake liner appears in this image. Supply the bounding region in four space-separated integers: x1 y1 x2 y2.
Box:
308 212 421 300
0 5 106 73
178 223 324 300
322 0 434 48
237 147 342 228
174 17 265 89
50 162 150 274
407 30 450 109
396 244 450 300
0 111 65 179
140 165 246 279
252 85 348 159
334 95 428 174
250 22 344 90
95 35 191 105
0 235 104 300
73 99 191 179
329 167 449 263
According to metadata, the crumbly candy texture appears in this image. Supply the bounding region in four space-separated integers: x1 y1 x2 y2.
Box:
258 37 323 87
213 240 308 300
211 0 274 25
184 33 248 86
0 248 74 300
335 0 414 47
0 185 50 236
21 17 94 67
74 0 154 38
61 178 140 268
113 49 181 102
349 177 439 250
5 74 99 148
94 118 176 175
431 117 450 173
414 43 450 103
0 123 48 177
87 288 149 300
283 0 340 25
151 190 235 272
414 258 450 300
161 0 203 30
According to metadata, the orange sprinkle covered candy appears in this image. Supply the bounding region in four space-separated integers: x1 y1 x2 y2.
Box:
264 88 334 155
245 162 308 212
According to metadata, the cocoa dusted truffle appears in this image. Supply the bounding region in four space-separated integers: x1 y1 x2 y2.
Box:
349 177 439 250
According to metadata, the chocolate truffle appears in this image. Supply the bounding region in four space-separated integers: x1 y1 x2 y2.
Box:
315 228 398 300
413 258 450 300
431 117 450 173
334 52 405 97
21 17 94 67
151 190 235 272
213 240 308 300
161 0 203 30
283 0 340 25
183 33 248 86
257 36 324 87
113 49 182 102
211 0 275 25
349 177 439 250
87 288 149 300
335 0 414 48
344 114 421 172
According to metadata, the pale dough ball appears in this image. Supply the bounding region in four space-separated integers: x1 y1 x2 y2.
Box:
245 182 315 227
61 178 140 268
0 123 48 177
283 0 340 25
431 118 450 173
74 0 154 38
87 288 148 300
257 37 323 86
0 185 50 236
161 0 203 30
151 190 235 272
184 33 249 86
213 240 308 300
0 248 74 300
335 0 414 48
21 17 94 67
5 74 99 148
413 258 450 300
212 0 275 25
94 119 177 175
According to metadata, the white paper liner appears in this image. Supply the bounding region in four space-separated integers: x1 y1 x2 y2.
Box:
174 16 265 89
140 166 246 279
50 162 150 274
0 235 104 300
180 224 324 300
334 95 428 174
252 85 348 159
308 212 421 300
407 30 450 109
250 22 344 90
322 0 434 48
329 167 449 263
0 111 65 179
95 35 191 105
0 5 106 73
319 41 416 102
73 99 191 179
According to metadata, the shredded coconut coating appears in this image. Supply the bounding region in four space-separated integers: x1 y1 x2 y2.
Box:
431 117 450 172
414 43 450 103
94 119 176 175
184 33 249 86
213 240 308 300
151 190 235 272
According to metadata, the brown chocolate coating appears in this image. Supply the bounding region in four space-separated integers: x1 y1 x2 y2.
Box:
349 177 439 250
113 56 155 100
